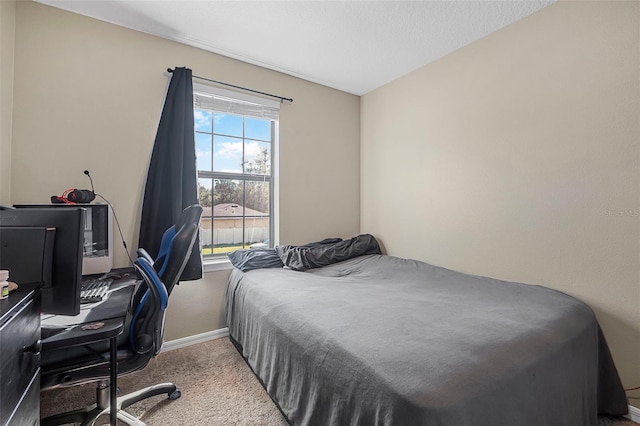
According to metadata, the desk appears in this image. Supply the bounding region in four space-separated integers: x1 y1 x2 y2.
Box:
41 279 136 330
0 282 41 426
41 279 136 426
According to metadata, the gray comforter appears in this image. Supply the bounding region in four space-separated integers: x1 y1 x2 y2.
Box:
226 254 627 426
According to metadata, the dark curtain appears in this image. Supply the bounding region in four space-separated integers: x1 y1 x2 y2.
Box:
139 67 202 281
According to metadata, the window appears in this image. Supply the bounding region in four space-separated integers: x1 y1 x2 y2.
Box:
193 84 279 258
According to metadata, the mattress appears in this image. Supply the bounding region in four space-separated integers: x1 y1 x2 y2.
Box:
225 254 627 425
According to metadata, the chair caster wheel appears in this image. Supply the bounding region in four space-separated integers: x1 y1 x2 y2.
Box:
169 389 181 400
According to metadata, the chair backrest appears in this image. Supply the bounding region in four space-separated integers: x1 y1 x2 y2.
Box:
129 204 202 354
136 204 203 291
158 204 203 294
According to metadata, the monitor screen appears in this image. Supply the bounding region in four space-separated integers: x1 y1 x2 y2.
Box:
13 204 113 276
80 204 113 276
0 207 84 315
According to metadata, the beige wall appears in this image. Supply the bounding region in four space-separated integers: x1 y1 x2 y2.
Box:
362 0 640 393
0 0 16 205
10 1 360 339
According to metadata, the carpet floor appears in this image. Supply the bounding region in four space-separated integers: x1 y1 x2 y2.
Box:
40 337 636 425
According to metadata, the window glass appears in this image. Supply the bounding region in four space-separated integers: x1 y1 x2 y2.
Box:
213 135 243 173
245 181 270 216
214 113 243 137
213 179 243 212
198 177 213 255
244 141 271 175
195 89 277 258
195 133 212 171
194 109 212 132
245 117 271 141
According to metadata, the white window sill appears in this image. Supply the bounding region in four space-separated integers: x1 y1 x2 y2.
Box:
203 257 234 273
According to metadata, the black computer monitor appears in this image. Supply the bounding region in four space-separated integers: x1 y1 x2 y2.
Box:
0 207 84 315
13 204 114 276
0 226 56 290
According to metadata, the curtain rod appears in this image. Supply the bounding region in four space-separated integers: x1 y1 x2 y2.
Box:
167 68 293 103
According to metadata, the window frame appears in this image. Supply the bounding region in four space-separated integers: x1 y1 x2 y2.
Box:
193 83 279 268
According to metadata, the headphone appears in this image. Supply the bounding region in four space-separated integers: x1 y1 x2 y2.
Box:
51 188 96 204
50 170 96 204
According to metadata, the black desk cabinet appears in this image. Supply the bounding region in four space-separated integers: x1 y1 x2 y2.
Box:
0 283 41 426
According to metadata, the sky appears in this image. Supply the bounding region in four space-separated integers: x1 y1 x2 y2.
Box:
194 110 271 185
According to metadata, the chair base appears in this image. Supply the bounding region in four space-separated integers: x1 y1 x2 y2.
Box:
42 381 181 426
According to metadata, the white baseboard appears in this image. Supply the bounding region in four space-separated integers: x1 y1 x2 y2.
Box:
161 327 229 352
626 404 640 424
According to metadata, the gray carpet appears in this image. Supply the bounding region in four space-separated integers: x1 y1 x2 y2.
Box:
40 337 636 425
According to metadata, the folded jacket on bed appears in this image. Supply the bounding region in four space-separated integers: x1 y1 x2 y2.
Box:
276 233 382 271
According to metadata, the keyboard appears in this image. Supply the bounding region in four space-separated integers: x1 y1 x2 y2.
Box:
80 277 113 304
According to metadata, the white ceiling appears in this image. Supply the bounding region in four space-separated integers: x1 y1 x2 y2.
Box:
35 0 555 96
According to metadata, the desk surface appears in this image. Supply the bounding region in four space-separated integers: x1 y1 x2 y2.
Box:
0 281 40 323
41 279 137 351
41 278 137 328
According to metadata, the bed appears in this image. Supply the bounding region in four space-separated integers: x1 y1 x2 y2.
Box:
226 251 627 426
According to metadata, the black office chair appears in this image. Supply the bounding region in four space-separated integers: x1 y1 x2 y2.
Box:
40 204 203 426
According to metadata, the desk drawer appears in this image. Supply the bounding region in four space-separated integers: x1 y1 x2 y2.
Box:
5 369 39 426
0 297 40 426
